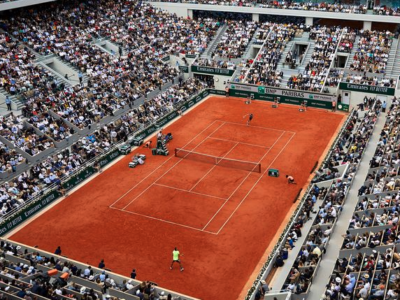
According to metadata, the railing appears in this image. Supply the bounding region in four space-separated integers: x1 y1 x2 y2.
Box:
320 28 345 93
317 108 356 173
0 86 210 221
2 238 199 300
0 88 221 235
245 182 315 300
244 107 364 300
242 30 272 83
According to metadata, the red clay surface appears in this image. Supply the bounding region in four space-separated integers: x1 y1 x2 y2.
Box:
10 96 345 300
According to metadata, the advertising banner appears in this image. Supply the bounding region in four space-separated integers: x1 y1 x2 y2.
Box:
339 82 395 96
191 66 235 76
0 190 61 235
230 83 336 102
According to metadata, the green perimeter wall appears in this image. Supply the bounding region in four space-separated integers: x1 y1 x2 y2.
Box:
0 89 219 236
0 87 341 235
229 89 334 110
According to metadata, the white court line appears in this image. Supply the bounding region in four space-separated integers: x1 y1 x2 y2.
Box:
215 132 296 235
189 142 239 192
154 183 227 201
219 120 296 134
110 206 217 235
225 131 285 200
121 122 227 210
201 131 286 231
109 119 220 208
206 136 269 149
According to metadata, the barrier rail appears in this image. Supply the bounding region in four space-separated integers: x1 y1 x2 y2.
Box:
0 88 222 235
0 87 355 300
228 82 338 110
245 108 371 300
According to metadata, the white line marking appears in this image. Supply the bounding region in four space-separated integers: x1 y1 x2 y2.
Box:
113 117 297 234
225 131 285 200
109 120 219 208
215 132 296 234
110 206 218 235
121 122 227 210
219 120 295 134
201 131 286 231
154 183 227 201
206 136 269 149
189 142 239 192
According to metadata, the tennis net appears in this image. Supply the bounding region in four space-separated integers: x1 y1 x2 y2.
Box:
174 148 261 173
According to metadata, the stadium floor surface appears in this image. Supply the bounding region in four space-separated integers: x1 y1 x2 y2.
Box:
9 96 346 300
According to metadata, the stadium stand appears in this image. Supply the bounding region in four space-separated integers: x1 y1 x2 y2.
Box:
337 29 356 53
243 23 303 86
0 141 24 174
322 97 400 299
193 58 237 70
151 0 368 14
287 26 341 92
0 114 55 156
313 100 378 183
212 20 257 59
0 76 208 219
374 6 400 15
0 238 194 300
269 103 381 295
350 31 394 73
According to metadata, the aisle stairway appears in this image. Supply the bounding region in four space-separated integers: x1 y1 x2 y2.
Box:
278 41 315 88
49 55 89 84
279 69 301 88
201 24 228 58
276 40 295 71
242 27 262 59
385 38 400 78
344 36 360 68
300 43 315 67
306 110 388 299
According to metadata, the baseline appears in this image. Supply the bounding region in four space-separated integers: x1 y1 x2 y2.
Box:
109 206 218 235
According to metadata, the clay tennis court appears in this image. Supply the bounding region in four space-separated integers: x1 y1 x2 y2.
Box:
8 96 345 300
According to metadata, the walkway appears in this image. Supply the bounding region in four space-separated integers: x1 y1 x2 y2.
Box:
307 109 388 299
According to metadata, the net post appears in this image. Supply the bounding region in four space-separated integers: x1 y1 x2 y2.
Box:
175 148 178 157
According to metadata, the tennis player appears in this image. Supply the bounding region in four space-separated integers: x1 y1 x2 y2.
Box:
225 85 229 97
286 175 296 184
143 140 152 148
300 101 307 112
245 94 252 105
170 247 184 271
243 113 253 126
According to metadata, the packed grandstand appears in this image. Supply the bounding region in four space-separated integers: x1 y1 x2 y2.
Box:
0 0 399 299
